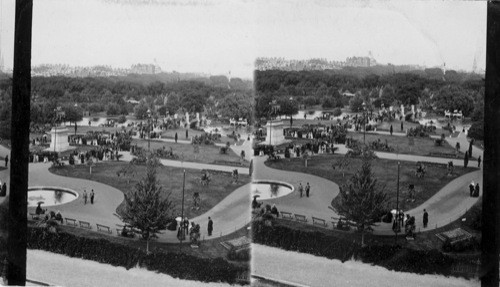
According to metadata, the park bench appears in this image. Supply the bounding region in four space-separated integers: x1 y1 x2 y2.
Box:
96 224 112 234
332 217 354 231
280 211 293 219
65 218 77 226
29 213 40 220
312 217 328 227
79 220 91 229
294 214 308 223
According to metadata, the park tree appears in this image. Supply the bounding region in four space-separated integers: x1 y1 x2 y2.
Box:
433 85 474 116
122 155 175 253
330 158 387 246
277 98 299 124
349 95 364 112
218 92 254 122
106 103 122 116
134 102 149 120
61 104 83 134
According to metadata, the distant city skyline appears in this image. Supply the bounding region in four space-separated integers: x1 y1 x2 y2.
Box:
0 0 486 78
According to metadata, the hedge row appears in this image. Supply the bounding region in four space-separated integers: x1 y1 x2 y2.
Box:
27 227 247 284
252 220 454 276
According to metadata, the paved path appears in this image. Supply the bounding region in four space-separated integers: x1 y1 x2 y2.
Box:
255 143 482 235
0 128 483 242
0 145 252 243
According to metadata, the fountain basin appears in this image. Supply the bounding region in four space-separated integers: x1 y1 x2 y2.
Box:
28 186 79 207
252 181 294 200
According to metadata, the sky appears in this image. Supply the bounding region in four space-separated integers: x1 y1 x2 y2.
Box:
0 0 487 79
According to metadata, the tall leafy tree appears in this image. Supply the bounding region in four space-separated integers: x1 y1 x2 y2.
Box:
330 157 387 246
122 156 175 253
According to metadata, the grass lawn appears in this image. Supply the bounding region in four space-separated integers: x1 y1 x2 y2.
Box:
50 161 251 219
131 139 249 167
266 155 475 211
347 132 469 158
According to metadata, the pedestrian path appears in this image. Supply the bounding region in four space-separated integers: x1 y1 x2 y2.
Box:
254 144 482 235
0 128 484 244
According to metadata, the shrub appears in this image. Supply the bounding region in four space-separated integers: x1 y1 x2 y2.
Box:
27 226 246 284
117 115 127 124
252 219 455 276
468 121 484 141
227 247 251 262
332 108 342 117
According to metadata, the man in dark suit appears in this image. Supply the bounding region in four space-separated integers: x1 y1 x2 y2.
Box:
207 217 213 236
423 209 429 228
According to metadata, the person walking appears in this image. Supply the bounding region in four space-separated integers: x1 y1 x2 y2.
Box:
4 155 8 167
478 156 482 168
298 183 303 198
207 217 213 236
83 190 88 205
90 189 95 204
423 209 429 228
455 142 460 152
390 124 393 136
305 182 310 197
175 132 178 143
474 183 480 197
469 181 475 197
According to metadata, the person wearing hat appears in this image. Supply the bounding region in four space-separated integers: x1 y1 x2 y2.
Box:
469 181 475 197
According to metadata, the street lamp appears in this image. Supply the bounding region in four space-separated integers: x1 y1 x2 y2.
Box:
179 169 186 249
147 109 151 151
362 101 367 145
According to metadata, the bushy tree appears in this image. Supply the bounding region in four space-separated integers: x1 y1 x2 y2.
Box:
349 95 364 112
433 85 474 116
106 103 122 116
122 155 175 253
134 102 149 120
331 158 387 246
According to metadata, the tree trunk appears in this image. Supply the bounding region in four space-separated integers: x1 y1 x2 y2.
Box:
146 239 149 254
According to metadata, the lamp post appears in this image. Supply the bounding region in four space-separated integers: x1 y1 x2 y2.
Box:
362 101 367 145
147 109 151 151
395 161 400 244
179 169 186 249
54 108 57 154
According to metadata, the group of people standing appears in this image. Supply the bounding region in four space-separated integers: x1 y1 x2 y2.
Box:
82 189 96 204
177 216 214 246
469 181 480 197
297 182 311 198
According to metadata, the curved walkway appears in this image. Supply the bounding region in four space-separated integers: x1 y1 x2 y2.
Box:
0 128 483 243
253 143 482 235
0 146 251 244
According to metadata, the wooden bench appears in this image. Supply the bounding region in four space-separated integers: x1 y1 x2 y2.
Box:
96 224 112 234
29 213 40 220
65 218 77 226
294 214 308 222
79 220 91 229
280 211 293 219
312 217 327 227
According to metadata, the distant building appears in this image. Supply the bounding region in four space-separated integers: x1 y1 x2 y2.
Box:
130 63 162 74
